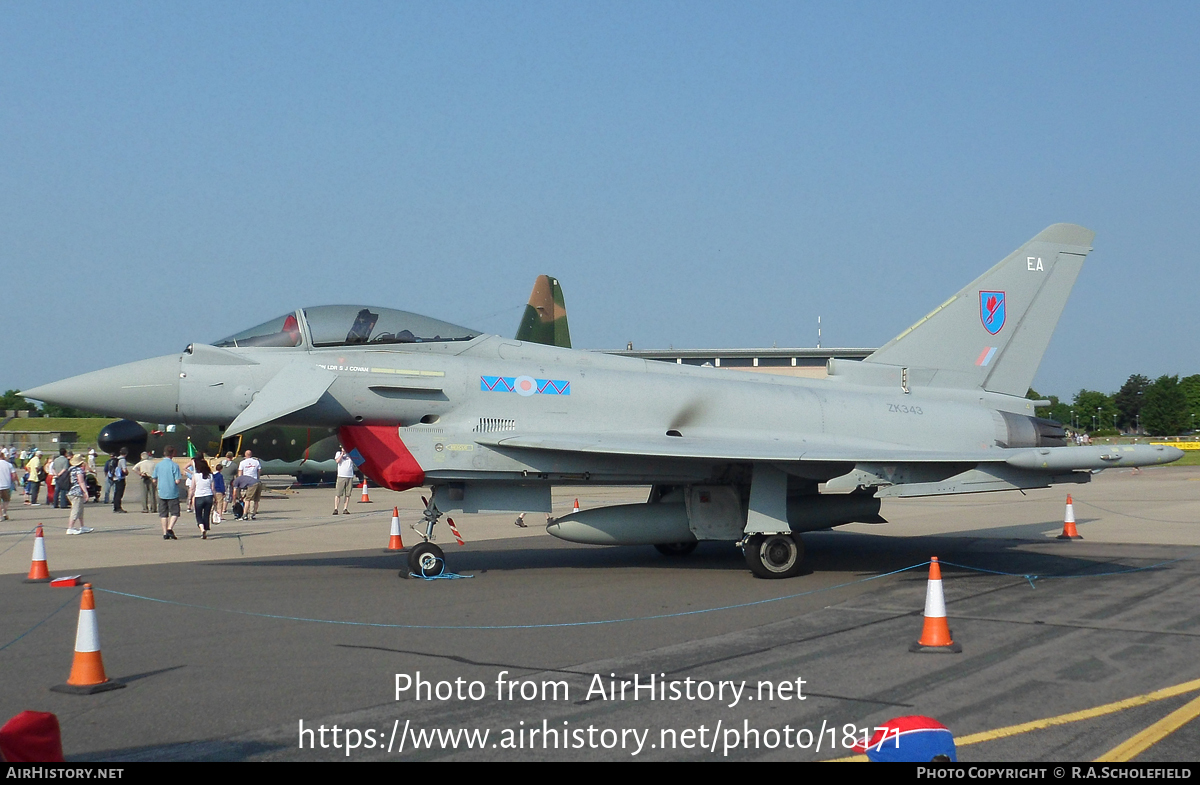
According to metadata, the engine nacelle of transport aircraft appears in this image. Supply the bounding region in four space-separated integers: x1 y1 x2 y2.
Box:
546 492 885 546
97 419 150 458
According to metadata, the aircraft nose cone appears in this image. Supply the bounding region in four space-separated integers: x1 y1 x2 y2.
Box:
22 354 182 422
1163 446 1186 462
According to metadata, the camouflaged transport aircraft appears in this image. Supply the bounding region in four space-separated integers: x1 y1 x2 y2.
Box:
24 225 1183 578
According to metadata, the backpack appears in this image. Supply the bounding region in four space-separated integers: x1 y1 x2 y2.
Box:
104 457 118 481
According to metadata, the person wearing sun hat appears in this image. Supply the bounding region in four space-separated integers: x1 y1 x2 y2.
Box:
65 454 93 535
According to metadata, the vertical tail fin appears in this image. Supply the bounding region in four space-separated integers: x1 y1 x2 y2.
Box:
515 275 572 348
863 224 1094 396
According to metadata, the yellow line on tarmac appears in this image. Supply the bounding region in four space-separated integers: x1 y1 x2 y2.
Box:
1095 691 1200 762
954 678 1200 747
826 677 1200 762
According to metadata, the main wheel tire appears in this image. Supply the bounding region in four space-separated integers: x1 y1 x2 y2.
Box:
407 542 445 578
744 533 804 579
654 541 698 557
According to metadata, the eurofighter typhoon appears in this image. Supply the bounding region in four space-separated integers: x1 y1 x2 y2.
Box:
24 225 1183 578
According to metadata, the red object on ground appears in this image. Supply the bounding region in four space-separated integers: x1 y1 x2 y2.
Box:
0 711 65 762
850 715 956 762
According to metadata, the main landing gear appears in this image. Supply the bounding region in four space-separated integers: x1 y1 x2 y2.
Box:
742 533 805 579
403 493 448 578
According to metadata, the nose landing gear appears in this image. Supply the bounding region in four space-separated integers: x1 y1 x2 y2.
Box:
402 493 448 578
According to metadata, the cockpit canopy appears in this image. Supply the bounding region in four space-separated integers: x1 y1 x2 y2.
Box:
303 305 479 346
214 313 303 348
213 306 480 349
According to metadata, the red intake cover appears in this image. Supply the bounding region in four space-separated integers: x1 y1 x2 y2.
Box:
338 425 425 492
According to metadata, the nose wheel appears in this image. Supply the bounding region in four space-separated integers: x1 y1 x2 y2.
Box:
743 533 804 579
407 541 446 578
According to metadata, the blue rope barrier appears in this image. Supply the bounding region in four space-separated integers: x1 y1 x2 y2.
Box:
0 590 82 653
4 552 1186 644
409 557 475 581
940 554 1195 589
0 527 35 558
94 562 931 631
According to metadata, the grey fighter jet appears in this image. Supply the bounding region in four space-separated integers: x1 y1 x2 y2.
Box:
24 225 1184 578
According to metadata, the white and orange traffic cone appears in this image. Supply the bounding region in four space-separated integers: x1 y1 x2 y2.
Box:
909 557 962 653
358 479 372 503
51 584 125 695
387 506 404 551
1057 494 1083 540
447 517 465 546
24 525 51 584
573 498 580 513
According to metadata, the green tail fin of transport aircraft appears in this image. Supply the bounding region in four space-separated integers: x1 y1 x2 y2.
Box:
514 275 571 348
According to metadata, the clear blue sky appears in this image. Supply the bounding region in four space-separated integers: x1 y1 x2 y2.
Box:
3 2 1196 400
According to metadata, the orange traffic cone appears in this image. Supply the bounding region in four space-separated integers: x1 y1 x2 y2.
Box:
909 558 962 653
1057 494 1083 540
51 584 125 695
358 479 372 503
387 506 404 551
24 525 51 583
573 498 580 513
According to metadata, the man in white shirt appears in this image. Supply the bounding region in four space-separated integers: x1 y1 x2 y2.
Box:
0 453 15 521
332 447 356 515
237 450 263 520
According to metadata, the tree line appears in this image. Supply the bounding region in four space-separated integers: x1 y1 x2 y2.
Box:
1030 375 1200 437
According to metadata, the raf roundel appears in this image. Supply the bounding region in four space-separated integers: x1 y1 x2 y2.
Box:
513 375 537 397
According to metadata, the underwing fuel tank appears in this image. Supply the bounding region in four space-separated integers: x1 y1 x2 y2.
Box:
547 493 886 545
547 503 695 546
